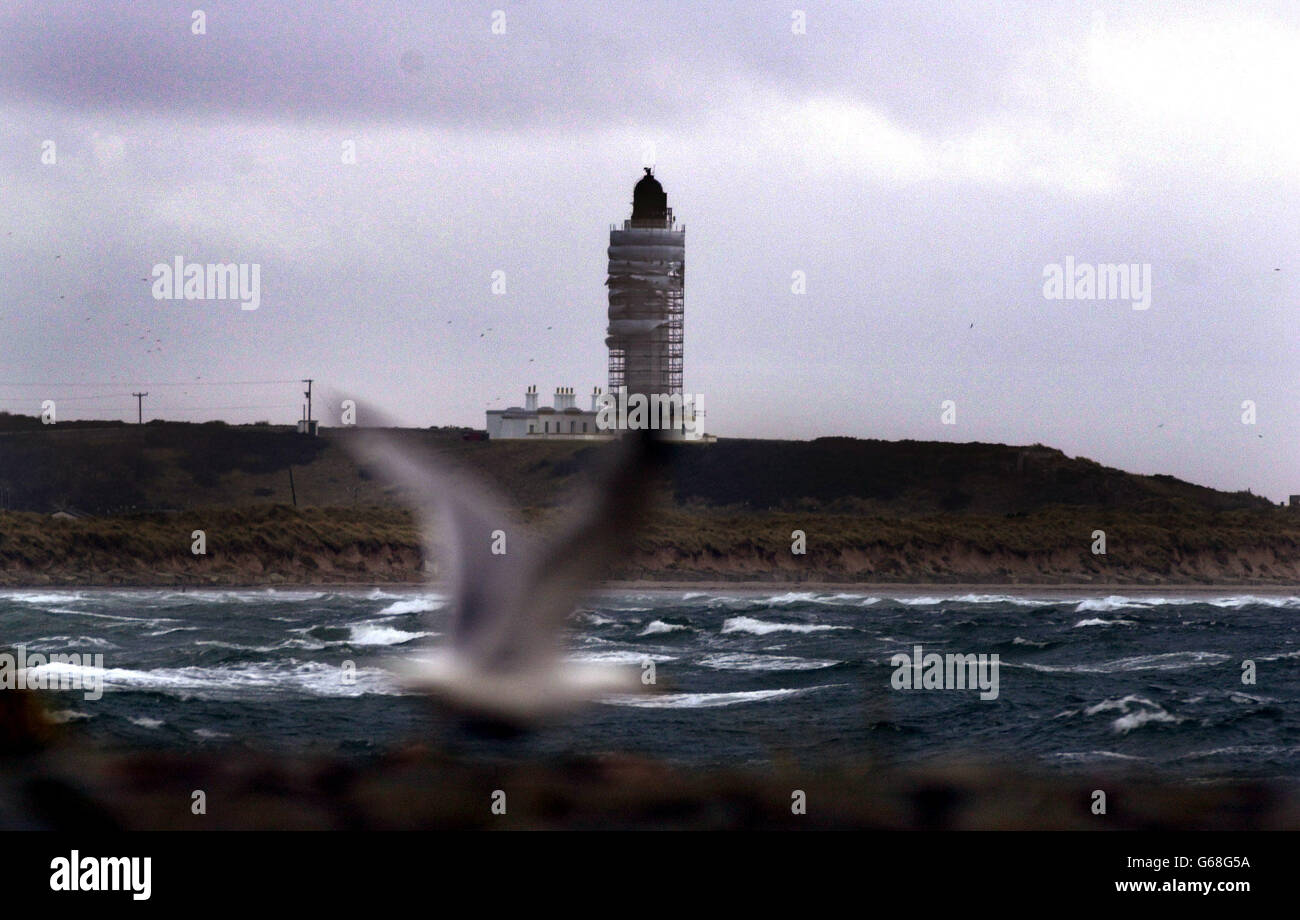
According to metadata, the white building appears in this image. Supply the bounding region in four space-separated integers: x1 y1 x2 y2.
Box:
485 386 613 440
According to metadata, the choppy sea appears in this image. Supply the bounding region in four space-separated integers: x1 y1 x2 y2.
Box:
2 588 1297 779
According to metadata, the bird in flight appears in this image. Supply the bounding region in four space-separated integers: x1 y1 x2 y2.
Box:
339 406 666 728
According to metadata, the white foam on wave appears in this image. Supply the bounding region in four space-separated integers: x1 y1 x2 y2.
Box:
568 650 677 664
1074 596 1169 613
1074 593 1300 614
700 593 877 610
376 597 443 616
1078 694 1183 734
1112 709 1181 733
704 595 744 608
47 709 92 723
697 652 841 672
1182 744 1300 760
890 594 1053 607
576 634 616 647
194 638 330 653
765 592 878 606
1084 694 1161 715
349 622 434 646
1205 595 1300 609
639 620 689 636
1073 617 1137 628
765 592 817 604
1 592 83 604
24 660 401 699
136 589 327 605
64 609 176 625
1013 651 1229 674
129 716 164 729
193 639 270 654
22 635 116 650
1045 750 1144 763
1227 691 1274 704
606 687 820 709
721 616 849 636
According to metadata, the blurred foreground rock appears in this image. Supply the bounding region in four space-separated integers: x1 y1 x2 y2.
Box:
1 742 1297 830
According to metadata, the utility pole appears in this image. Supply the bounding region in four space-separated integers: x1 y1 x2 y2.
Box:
132 392 148 424
301 379 313 422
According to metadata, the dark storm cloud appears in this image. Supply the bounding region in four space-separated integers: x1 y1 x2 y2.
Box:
0 0 1060 131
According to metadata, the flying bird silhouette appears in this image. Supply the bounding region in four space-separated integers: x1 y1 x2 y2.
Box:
339 406 667 728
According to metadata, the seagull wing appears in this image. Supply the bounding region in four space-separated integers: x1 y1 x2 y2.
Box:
523 429 667 635
336 411 539 668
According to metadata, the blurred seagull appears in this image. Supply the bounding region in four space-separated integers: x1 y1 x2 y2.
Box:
341 406 666 728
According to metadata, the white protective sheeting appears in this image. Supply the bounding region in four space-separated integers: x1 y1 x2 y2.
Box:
607 245 685 262
610 228 684 245
606 225 684 394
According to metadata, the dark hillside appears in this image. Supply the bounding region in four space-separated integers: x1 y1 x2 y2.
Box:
662 438 1271 514
0 420 1273 517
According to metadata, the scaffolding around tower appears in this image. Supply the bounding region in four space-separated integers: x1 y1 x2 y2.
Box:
606 169 684 398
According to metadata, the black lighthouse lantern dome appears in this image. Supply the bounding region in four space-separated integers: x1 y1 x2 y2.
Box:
631 167 668 220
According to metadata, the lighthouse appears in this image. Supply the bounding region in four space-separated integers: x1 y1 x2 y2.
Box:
605 168 685 402
484 167 706 441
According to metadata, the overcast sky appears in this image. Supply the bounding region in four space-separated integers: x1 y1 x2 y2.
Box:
2 1 1297 498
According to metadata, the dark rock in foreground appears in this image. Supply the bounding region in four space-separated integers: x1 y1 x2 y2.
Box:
3 744 1296 830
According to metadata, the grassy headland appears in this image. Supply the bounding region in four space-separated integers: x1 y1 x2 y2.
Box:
0 419 1295 585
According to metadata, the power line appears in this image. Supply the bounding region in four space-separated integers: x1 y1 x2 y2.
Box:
147 404 301 412
0 393 133 403
0 399 300 411
0 379 302 388
0 400 301 417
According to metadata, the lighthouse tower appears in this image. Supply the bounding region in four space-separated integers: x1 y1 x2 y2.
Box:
605 168 685 401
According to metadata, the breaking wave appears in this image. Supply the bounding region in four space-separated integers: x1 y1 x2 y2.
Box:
721 616 849 636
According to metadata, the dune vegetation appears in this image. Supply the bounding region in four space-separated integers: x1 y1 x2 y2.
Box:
2 503 1298 586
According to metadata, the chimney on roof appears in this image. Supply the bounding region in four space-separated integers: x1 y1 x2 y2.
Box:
591 386 602 412
525 385 537 412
